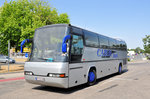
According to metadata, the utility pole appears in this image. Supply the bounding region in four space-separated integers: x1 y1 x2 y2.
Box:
8 40 10 72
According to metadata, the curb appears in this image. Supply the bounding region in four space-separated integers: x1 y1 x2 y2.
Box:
0 77 25 82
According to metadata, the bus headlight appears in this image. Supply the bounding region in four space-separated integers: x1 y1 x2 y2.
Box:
47 73 66 78
24 71 34 75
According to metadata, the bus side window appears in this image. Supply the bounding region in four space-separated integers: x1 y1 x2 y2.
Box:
99 35 109 49
70 35 83 62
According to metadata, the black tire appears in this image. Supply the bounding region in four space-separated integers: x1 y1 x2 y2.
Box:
118 65 122 74
87 69 97 86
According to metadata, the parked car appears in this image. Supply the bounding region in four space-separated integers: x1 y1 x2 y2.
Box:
0 56 15 63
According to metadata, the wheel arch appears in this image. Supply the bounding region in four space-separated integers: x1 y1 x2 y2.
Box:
119 62 122 67
86 66 97 82
118 62 123 74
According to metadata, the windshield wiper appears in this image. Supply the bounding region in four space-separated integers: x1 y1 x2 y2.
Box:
37 58 48 60
37 58 54 62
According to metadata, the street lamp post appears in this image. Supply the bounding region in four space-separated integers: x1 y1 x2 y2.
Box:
8 40 10 72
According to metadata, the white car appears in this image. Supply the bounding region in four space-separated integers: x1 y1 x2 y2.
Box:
0 56 15 63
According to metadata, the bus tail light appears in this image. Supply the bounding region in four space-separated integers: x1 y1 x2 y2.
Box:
47 73 66 78
59 74 65 78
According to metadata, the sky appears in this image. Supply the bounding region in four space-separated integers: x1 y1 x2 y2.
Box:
0 0 150 49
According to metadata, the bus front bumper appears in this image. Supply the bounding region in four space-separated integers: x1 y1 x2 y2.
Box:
25 75 68 88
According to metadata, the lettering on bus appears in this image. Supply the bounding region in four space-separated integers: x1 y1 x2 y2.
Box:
97 49 112 57
97 49 118 58
113 53 118 58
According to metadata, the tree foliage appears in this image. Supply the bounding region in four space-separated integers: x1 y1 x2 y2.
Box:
135 47 144 54
128 49 135 51
143 35 150 53
128 47 144 54
0 0 70 55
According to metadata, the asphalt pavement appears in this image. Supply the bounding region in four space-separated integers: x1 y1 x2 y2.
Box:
0 60 150 99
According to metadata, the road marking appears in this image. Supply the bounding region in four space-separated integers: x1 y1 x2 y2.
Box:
125 71 145 78
100 79 115 86
112 77 138 81
0 77 24 82
99 84 118 92
99 76 139 86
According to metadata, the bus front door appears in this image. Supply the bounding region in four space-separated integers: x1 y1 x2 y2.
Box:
68 35 86 87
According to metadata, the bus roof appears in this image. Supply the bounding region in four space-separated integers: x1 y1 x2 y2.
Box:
35 24 125 42
36 24 69 30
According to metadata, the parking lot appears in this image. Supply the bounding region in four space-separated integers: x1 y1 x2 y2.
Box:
0 60 150 99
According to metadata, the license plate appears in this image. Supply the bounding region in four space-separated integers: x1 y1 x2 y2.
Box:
35 77 45 81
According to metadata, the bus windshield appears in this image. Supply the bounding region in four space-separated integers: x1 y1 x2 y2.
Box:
30 26 68 62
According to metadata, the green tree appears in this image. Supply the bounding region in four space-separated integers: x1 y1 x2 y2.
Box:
128 49 135 52
135 47 144 54
143 35 150 53
0 0 70 55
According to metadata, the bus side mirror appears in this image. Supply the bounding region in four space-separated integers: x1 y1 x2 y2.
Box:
21 39 32 53
62 43 67 53
62 35 71 53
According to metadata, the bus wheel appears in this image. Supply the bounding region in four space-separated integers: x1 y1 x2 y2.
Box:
87 69 97 86
118 65 122 74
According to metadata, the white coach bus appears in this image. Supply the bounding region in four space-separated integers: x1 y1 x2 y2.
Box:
22 24 127 88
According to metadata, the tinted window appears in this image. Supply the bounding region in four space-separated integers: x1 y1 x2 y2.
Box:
119 41 127 50
84 30 99 47
99 35 109 48
71 35 84 62
71 27 83 35
116 40 120 49
109 38 117 49
122 42 127 50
